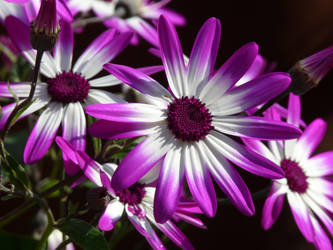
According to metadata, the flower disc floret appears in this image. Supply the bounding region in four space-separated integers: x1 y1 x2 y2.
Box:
115 183 146 206
281 159 308 193
167 96 214 142
47 72 90 103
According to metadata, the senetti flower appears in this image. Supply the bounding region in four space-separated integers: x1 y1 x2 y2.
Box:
86 16 302 223
56 137 205 250
68 0 185 46
1 16 133 172
243 94 333 250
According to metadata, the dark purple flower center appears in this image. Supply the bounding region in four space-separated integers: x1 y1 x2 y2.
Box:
115 183 146 206
47 72 90 103
167 96 214 142
281 159 308 193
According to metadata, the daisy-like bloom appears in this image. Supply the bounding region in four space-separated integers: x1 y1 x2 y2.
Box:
85 16 302 223
56 136 205 250
0 15 134 172
243 94 333 250
68 0 185 46
289 45 333 95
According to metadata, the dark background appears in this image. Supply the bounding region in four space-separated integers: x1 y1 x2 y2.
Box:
1 0 333 249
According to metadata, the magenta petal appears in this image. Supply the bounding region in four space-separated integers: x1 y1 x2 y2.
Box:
85 103 165 123
55 136 79 164
54 20 73 72
213 116 302 140
304 151 333 177
287 192 314 242
88 120 160 140
24 103 63 164
111 129 173 190
242 138 275 162
104 63 171 102
127 17 159 47
293 118 327 161
184 143 217 217
210 72 291 116
199 42 258 105
98 200 124 231
154 145 185 223
100 171 112 193
310 214 333 250
187 17 221 94
207 131 284 179
75 151 102 186
158 15 186 98
202 140 255 216
261 184 286 230
137 65 164 75
287 93 301 127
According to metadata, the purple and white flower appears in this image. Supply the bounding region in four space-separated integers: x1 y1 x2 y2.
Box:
244 94 333 250
0 16 134 172
56 136 205 250
67 0 185 46
85 16 302 223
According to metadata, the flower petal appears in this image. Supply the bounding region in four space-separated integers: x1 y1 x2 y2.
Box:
24 102 63 164
310 213 332 250
236 54 266 86
206 130 284 179
86 89 125 104
158 15 186 98
75 151 103 186
202 140 255 216
199 42 258 105
303 151 333 177
287 93 301 127
184 143 217 217
213 116 301 140
261 183 287 230
293 118 326 162
154 143 185 223
209 73 291 116
0 82 46 98
242 138 276 163
89 75 123 88
98 200 124 231
187 17 221 96
111 127 174 190
127 17 159 47
54 20 73 72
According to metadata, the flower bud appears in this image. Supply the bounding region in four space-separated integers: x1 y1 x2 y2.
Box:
86 187 111 211
30 0 60 51
115 0 143 18
288 46 333 95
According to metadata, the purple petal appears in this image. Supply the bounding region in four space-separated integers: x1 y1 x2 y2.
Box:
158 15 186 98
184 143 217 217
261 183 286 230
54 20 73 72
293 118 326 161
127 17 159 47
80 32 133 79
55 136 79 165
100 170 113 193
85 103 165 123
199 42 258 105
57 0 73 22
287 192 314 242
98 200 124 231
202 140 255 216
307 189 333 214
0 2 29 23
75 151 103 186
209 72 291 116
213 116 302 140
310 214 333 250
104 63 171 106
137 65 164 76
206 131 284 179
287 93 301 127
154 144 185 223
24 103 63 164
73 29 116 74
111 128 174 190
236 54 266 85
308 177 333 198
304 152 333 177
242 138 276 162
88 119 161 139
153 8 186 26
187 18 221 95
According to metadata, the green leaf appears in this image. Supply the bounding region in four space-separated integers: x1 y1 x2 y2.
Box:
10 98 35 128
0 230 45 250
0 193 20 201
1 150 31 190
56 218 109 250
5 130 29 163
38 178 60 198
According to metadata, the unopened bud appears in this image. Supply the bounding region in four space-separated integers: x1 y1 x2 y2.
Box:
86 187 111 211
288 46 333 96
115 0 143 19
30 0 60 51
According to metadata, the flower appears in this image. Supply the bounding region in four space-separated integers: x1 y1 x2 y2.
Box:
56 136 205 250
85 16 302 223
243 94 333 250
1 16 134 171
289 45 333 95
68 0 185 46
48 229 75 250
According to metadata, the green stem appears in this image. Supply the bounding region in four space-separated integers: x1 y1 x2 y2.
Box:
55 239 71 250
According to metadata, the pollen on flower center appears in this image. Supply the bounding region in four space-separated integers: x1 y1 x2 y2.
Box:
115 183 146 206
167 96 214 142
47 72 90 103
281 159 308 193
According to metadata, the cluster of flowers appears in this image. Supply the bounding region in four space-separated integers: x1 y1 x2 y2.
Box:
1 0 333 249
